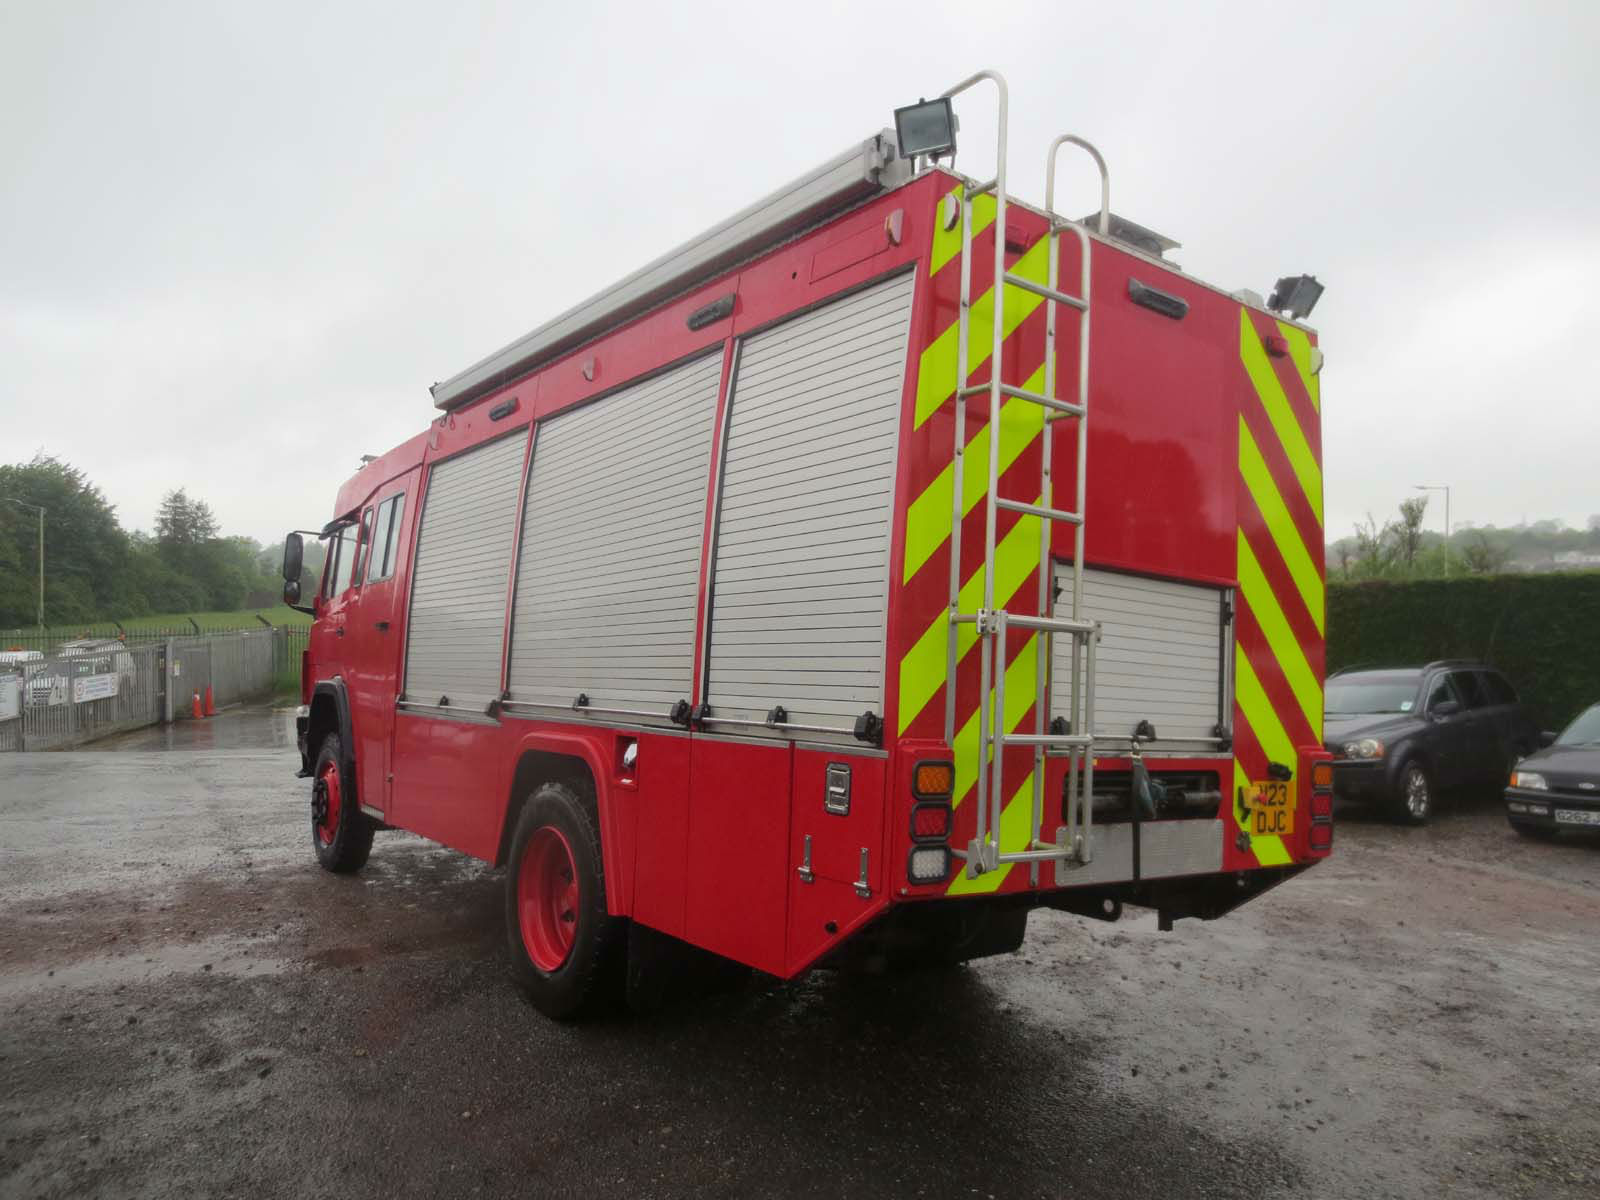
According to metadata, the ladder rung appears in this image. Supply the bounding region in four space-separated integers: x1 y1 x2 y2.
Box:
1003 272 1088 312
1001 612 1096 636
992 732 1095 749
957 384 992 399
966 177 999 199
998 383 1084 418
996 496 1083 526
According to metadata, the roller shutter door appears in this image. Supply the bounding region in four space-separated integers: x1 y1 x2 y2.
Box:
706 271 915 735
1052 566 1229 745
508 352 722 713
403 431 527 709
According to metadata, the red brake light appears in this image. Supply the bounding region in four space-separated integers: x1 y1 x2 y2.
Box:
911 802 951 841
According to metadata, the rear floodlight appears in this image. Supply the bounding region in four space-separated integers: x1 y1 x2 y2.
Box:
1268 274 1324 320
894 97 957 160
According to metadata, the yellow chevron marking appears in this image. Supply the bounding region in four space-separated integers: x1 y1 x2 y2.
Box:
1233 761 1291 867
914 238 1051 429
929 188 997 277
945 771 1037 895
1238 419 1324 636
897 510 1041 735
1274 321 1320 412
1236 531 1323 736
902 364 1046 584
948 632 1038 805
1232 659 1294 867
1239 309 1323 525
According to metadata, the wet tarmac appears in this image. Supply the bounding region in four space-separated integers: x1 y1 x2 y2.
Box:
2 709 1597 1198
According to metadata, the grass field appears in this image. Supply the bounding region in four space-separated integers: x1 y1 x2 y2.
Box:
2 606 311 643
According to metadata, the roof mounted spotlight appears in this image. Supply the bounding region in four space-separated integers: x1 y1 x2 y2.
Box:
894 96 957 161
1267 274 1324 321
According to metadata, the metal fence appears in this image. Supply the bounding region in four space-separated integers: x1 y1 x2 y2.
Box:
0 629 290 752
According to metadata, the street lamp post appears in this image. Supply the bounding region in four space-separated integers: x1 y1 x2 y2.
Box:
2 498 45 627
1413 484 1451 576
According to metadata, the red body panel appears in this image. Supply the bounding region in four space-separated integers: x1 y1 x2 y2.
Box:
301 168 1327 977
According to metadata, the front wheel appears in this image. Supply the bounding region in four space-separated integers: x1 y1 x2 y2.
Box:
311 734 374 873
504 782 621 1020
1392 761 1433 825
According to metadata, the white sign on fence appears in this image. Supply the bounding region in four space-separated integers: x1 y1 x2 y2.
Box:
0 675 20 720
72 673 120 704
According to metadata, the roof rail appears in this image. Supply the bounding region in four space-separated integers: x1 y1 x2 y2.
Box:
430 131 911 412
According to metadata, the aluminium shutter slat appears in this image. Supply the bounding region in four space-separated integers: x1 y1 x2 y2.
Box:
403 432 527 707
508 352 720 711
706 272 914 734
1052 565 1227 743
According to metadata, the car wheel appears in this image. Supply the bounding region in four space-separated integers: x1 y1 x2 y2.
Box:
1508 818 1557 841
311 734 374 873
1392 761 1433 825
504 781 622 1020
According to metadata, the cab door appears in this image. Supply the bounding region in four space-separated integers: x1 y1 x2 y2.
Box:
344 490 411 818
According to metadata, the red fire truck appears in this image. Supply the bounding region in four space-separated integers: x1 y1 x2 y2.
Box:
281 71 1333 1019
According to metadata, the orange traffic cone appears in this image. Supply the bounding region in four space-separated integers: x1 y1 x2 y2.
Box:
191 690 202 719
204 686 215 717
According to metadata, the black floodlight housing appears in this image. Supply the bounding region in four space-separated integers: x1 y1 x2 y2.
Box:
894 96 957 161
1268 274 1324 320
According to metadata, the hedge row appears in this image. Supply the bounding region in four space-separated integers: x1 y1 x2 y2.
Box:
1327 572 1600 730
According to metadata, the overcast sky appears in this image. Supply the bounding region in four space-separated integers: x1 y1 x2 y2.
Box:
3 1 1597 548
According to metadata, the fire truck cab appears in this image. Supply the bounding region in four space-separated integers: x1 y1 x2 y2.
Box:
283 70 1333 1019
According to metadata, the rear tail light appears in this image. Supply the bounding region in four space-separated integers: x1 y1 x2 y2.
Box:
907 846 951 884
913 760 954 798
911 802 951 840
1308 755 1333 855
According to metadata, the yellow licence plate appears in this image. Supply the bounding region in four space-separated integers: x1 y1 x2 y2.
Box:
1247 780 1295 837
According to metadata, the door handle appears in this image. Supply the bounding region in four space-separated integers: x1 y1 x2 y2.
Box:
375 621 390 632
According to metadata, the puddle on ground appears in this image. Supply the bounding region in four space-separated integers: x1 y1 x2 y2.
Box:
0 933 289 1000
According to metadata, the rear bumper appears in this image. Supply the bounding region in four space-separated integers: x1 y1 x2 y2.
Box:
1506 786 1600 830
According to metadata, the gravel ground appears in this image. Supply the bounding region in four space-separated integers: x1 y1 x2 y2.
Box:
1 708 1596 1199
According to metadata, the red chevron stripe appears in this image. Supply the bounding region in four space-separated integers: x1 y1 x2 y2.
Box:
1235 605 1318 750
1239 398 1324 556
1244 310 1321 459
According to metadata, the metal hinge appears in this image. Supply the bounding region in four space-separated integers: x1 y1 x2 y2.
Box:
854 848 871 899
798 835 814 884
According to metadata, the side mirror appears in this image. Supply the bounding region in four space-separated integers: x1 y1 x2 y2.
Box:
1430 699 1461 718
1539 730 1558 748
283 578 302 606
282 533 304 582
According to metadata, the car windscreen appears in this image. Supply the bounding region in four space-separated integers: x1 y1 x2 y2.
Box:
1556 704 1600 746
1326 674 1421 715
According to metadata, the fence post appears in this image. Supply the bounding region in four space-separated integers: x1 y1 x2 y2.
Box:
164 638 175 724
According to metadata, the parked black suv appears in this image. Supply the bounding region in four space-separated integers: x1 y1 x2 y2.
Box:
1324 661 1540 824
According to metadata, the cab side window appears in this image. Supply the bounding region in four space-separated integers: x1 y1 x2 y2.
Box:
1425 675 1459 712
1450 670 1487 709
327 525 360 597
367 495 405 584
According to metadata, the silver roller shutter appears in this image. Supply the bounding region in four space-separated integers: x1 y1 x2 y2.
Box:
403 431 528 709
1053 565 1229 746
508 352 722 714
706 270 915 734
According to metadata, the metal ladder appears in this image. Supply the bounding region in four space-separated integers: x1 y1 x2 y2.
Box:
939 71 1111 883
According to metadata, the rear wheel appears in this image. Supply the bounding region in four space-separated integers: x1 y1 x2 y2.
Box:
1391 761 1433 825
504 781 621 1019
311 734 373 873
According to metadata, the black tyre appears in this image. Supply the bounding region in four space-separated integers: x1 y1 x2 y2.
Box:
1509 818 1558 841
504 781 622 1020
311 734 374 873
1391 760 1433 825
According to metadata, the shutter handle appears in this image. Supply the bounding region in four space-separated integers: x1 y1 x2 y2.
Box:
375 621 390 632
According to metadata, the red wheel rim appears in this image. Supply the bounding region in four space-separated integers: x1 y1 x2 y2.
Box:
517 826 579 972
314 760 341 848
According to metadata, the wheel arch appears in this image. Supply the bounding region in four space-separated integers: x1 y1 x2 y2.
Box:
308 679 355 780
498 731 626 916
